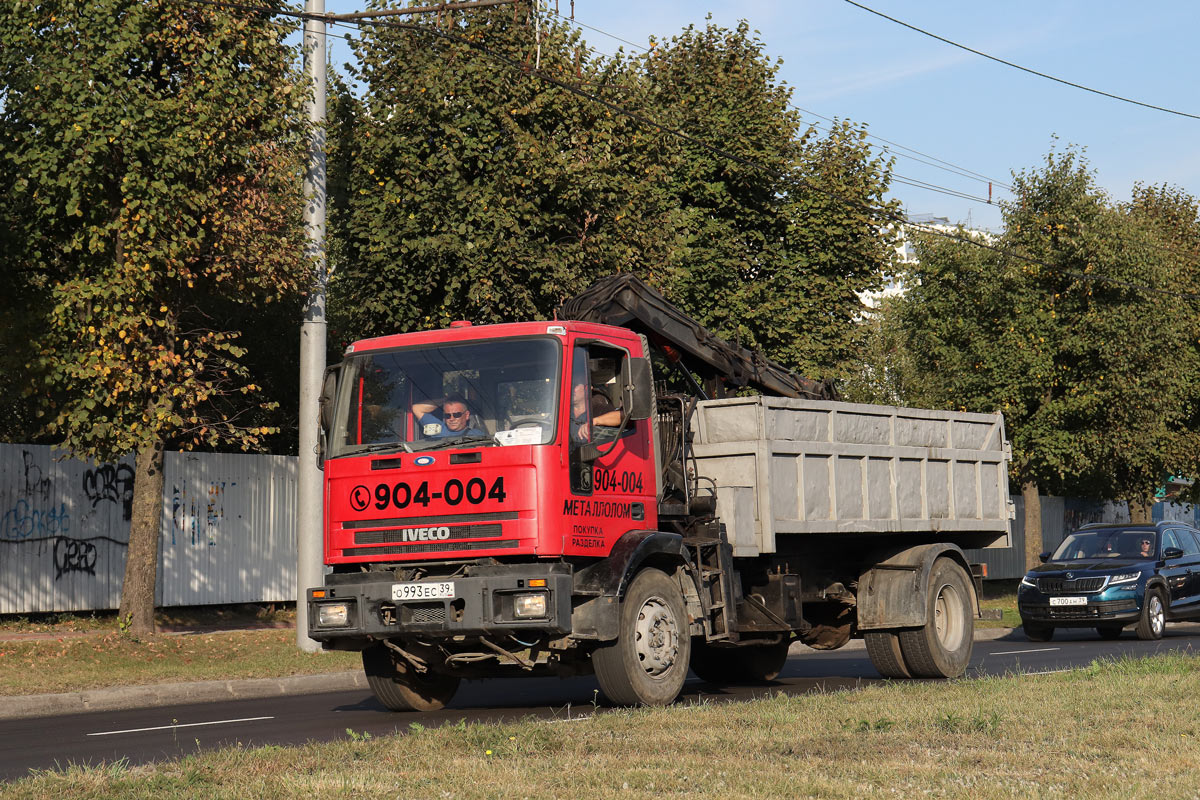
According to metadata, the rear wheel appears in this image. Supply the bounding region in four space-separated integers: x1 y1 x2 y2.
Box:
864 630 913 678
362 643 460 712
1135 589 1166 640
898 558 975 678
1096 625 1123 640
593 568 690 706
1022 621 1054 642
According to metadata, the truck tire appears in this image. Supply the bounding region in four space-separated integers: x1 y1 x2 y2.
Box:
1135 588 1166 640
690 639 791 684
898 558 974 679
864 631 913 679
362 643 460 712
593 568 690 706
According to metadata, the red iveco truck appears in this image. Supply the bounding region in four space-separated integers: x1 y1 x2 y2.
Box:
307 275 1012 709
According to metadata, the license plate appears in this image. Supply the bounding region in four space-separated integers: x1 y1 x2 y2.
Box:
392 581 454 601
1049 596 1087 606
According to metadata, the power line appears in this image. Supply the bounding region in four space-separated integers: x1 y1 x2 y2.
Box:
842 0 1200 121
542 6 1015 201
169 0 1200 302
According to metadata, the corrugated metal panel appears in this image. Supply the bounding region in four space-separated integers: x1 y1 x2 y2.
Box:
0 444 133 614
0 443 297 614
160 451 297 607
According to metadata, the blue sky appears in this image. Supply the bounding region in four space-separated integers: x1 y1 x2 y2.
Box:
318 1 1198 232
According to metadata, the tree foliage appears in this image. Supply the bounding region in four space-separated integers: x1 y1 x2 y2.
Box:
891 148 1200 522
0 0 311 630
329 9 897 380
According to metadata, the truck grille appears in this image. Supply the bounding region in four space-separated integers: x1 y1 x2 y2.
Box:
343 539 519 556
353 523 502 545
1037 576 1107 593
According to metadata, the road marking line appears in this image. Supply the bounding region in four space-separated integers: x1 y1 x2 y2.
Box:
87 716 274 737
1024 668 1073 675
991 647 1060 655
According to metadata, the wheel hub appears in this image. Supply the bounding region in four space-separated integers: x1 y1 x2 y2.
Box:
634 596 679 676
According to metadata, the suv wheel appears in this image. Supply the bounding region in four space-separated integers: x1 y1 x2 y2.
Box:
1135 589 1166 640
1022 621 1054 642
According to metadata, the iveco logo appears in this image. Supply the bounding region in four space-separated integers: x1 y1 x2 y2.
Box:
400 526 451 542
413 456 435 466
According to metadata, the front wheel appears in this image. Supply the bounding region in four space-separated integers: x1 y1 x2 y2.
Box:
1022 621 1054 642
898 558 975 678
593 568 690 706
362 644 460 712
1135 589 1166 640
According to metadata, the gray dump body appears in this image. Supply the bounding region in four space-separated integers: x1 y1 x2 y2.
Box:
690 397 1013 557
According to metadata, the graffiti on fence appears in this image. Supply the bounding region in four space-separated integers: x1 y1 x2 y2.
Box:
1 498 71 540
83 463 135 521
22 450 54 502
170 481 230 547
53 537 100 579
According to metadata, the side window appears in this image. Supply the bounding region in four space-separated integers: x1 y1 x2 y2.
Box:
1161 530 1180 553
1174 529 1200 556
568 343 633 494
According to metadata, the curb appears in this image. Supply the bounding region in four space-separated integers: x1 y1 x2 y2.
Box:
1 628 1021 721
0 671 368 721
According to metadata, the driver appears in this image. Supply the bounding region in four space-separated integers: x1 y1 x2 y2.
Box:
571 383 621 444
411 394 485 439
1137 536 1154 558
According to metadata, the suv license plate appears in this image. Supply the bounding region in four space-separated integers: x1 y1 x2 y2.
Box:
1049 596 1087 606
392 581 454 601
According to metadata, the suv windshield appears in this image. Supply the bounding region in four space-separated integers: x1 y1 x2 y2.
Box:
1052 529 1158 561
330 337 561 458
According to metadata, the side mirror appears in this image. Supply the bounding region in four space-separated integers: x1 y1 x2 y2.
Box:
622 357 654 421
1163 546 1184 560
319 365 340 433
1038 551 1050 563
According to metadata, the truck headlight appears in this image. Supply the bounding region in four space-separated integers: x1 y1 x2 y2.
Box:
513 593 548 618
318 602 351 627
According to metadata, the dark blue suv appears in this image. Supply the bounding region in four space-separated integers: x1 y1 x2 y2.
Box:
1018 522 1200 641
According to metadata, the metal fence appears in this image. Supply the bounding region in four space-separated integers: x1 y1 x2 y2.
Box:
0 444 296 614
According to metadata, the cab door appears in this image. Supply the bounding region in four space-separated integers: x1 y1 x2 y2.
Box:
561 340 656 556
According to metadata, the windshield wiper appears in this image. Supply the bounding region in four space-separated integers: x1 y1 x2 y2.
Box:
409 434 497 452
339 440 413 457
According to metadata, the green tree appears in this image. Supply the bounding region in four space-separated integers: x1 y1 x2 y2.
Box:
640 20 898 378
330 11 897 384
895 149 1200 565
0 0 310 632
329 5 680 343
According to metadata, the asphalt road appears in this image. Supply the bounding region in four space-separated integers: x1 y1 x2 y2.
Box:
2 627 1197 782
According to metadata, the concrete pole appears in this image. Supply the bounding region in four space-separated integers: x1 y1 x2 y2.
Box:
297 0 327 653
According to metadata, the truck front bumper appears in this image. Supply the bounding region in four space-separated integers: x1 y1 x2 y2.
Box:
307 568 574 644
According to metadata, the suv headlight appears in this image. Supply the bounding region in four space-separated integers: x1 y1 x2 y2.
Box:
1020 574 1038 588
1108 571 1141 585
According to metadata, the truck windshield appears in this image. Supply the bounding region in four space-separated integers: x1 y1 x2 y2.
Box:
330 337 561 457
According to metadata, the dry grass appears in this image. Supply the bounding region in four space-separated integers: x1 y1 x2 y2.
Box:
0 629 359 696
4 653 1198 799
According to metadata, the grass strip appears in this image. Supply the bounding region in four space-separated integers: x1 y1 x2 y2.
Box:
4 653 1197 799
0 630 360 696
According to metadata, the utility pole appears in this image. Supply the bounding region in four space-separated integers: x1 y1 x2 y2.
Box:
297 0 327 653
294 0 520 653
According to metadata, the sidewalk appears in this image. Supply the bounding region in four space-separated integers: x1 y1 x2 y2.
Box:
0 626 1018 721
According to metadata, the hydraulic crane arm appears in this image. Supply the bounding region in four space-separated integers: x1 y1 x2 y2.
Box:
557 273 834 400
